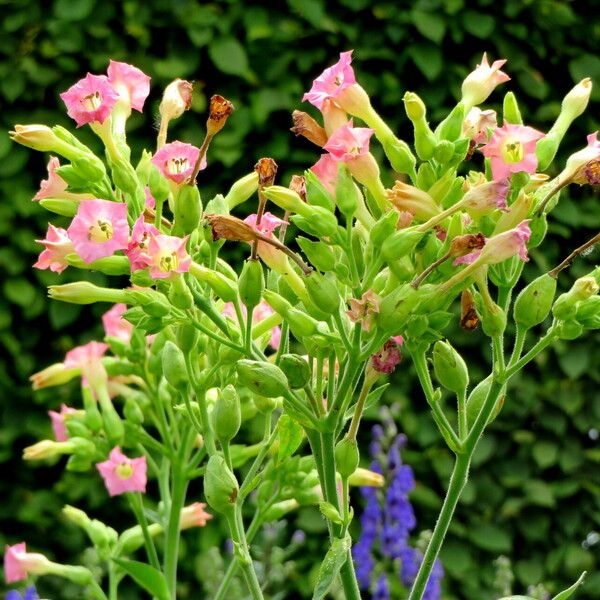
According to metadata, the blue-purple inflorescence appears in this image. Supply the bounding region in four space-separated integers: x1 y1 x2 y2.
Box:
5 587 39 600
352 422 443 598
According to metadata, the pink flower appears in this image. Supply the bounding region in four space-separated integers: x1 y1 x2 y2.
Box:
454 220 531 266
370 338 402 374
126 215 161 272
96 447 147 496
107 60 151 113
302 50 356 110
561 131 600 184
151 141 204 185
243 212 288 273
222 299 282 350
311 154 339 195
461 178 510 216
67 199 129 263
181 502 213 529
60 73 119 127
144 234 191 279
4 542 52 583
102 303 134 342
64 341 109 387
392 335 404 346
33 224 75 274
461 53 510 108
324 120 374 162
33 157 68 200
481 124 545 180
462 107 497 145
144 187 156 209
48 404 78 442
244 212 287 237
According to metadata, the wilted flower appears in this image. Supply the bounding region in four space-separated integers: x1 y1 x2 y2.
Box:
64 340 109 387
560 131 600 185
462 107 497 145
207 94 235 136
370 338 403 374
291 110 328 147
347 289 381 332
96 447 147 496
60 73 119 127
461 177 509 216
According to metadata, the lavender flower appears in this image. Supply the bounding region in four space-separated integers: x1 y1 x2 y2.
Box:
373 573 391 600
5 587 39 600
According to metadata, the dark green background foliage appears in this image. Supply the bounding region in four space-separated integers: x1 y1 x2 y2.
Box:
1 0 599 597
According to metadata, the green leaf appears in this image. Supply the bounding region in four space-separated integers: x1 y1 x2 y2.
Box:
468 523 512 553
409 44 443 81
532 441 558 469
112 558 170 600
312 534 351 600
524 480 555 508
209 37 250 78
277 414 304 462
54 0 95 21
569 54 600 100
412 11 446 43
552 571 587 600
462 11 495 38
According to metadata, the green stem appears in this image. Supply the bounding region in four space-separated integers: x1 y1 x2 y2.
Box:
457 389 467 440
346 377 374 441
504 327 557 380
508 326 527 367
128 493 160 570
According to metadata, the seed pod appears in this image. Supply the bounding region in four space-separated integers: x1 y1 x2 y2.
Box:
123 397 145 425
212 385 241 444
466 376 506 428
172 184 202 236
239 258 264 311
236 360 289 398
168 275 193 310
203 455 238 515
279 354 311 389
176 323 200 354
305 272 340 314
381 229 426 262
335 438 360 478
432 340 469 395
513 274 557 330
162 341 188 391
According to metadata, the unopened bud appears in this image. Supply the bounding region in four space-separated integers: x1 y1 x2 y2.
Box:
278 354 311 389
433 140 455 164
262 186 306 214
403 91 426 121
225 172 259 209
513 274 557 330
127 289 171 317
480 302 507 337
291 111 328 147
239 258 264 310
236 359 289 398
162 341 188 391
48 282 129 305
213 385 241 444
335 438 360 478
172 184 202 236
381 136 417 176
263 499 300 522
432 340 469 394
10 124 60 152
319 501 343 524
381 228 426 262
502 91 523 125
553 276 599 320
203 454 238 514
435 103 465 142
561 78 593 123
575 295 600 329
255 157 278 187
190 263 238 302
263 289 293 316
556 319 583 340
160 79 193 122
348 467 384 487
305 272 340 314
168 274 193 310
207 94 234 136
23 439 72 460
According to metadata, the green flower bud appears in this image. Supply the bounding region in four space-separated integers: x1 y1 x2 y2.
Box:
556 319 583 340
553 276 599 320
172 184 202 236
305 272 340 314
71 154 107 183
236 359 289 398
297 237 336 272
480 303 507 338
189 263 238 302
370 211 399 249
576 296 600 329
381 135 417 176
162 341 188 391
253 394 279 414
48 282 129 305
291 207 339 238
65 419 90 438
377 285 426 333
127 289 171 317
263 499 300 522
66 455 93 472
175 323 200 353
403 91 426 121
513 274 557 330
100 406 124 446
168 275 193 310
239 258 264 310
129 268 155 288
148 165 170 203
335 163 359 217
135 149 153 184
278 354 311 389
123 397 145 425
38 198 78 217
204 193 229 216
435 102 464 142
305 169 335 212
416 162 436 190
432 340 469 394
69 436 97 459
466 376 506 428
212 385 241 444
263 289 293 316
111 158 139 196
503 91 523 125
561 78 592 122
225 172 259 209
433 140 455 164
381 229 426 263
335 438 360 478
203 454 239 514
286 308 319 338
528 215 548 248
319 501 343 524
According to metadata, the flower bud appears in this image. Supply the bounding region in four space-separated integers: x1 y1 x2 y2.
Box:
127 289 172 317
10 124 61 152
124 397 145 425
305 169 335 211
159 79 193 122
561 78 593 124
403 92 436 160
381 135 417 176
432 340 469 394
262 185 306 214
213 385 241 444
38 198 78 217
297 237 336 272
287 308 320 338
335 438 360 478
480 302 507 337
513 274 557 330
149 164 171 203
381 228 426 263
291 110 328 147
435 103 465 142
239 258 264 310
162 341 188 391
466 376 505 428
111 158 139 196
319 501 343 524
207 94 235 136
23 439 72 460
172 184 202 236
48 282 129 305
236 359 289 398
291 207 339 238
203 454 238 514
225 172 259 209
553 276 599 320
501 91 523 125
263 499 300 522
278 354 311 389
348 467 385 487
556 319 583 340
335 163 359 217
175 323 200 354
168 275 194 310
575 295 600 329
305 272 340 314
536 132 561 172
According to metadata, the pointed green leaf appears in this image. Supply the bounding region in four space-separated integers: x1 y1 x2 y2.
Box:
312 534 351 600
552 571 587 600
277 414 304 462
112 558 170 600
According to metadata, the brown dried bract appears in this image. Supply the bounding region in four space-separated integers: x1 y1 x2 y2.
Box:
450 233 486 258
574 159 600 186
254 157 278 187
289 174 307 202
460 289 479 331
207 94 234 135
204 214 258 243
291 110 328 147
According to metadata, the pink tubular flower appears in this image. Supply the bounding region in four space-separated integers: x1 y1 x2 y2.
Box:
4 542 52 583
96 447 147 496
244 212 287 237
324 120 374 162
102 303 134 342
481 124 545 180
461 53 510 108
370 338 402 374
107 60 151 113
126 215 161 272
560 131 600 184
181 502 213 529
302 50 356 110
454 220 531 266
144 234 191 279
48 404 78 442
461 178 510 216
60 73 119 127
33 224 75 274
67 199 129 263
311 154 339 195
33 156 68 200
243 212 288 273
64 341 109 387
151 141 203 185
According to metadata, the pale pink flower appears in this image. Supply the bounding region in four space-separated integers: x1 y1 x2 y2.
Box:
244 212 287 237
560 131 600 184
64 340 109 387
461 178 510 216
181 502 213 529
302 50 356 110
461 53 511 107
454 220 531 266
481 124 545 180
102 303 134 342
4 542 52 583
311 154 339 195
347 289 381 332
107 60 151 113
67 199 129 263
222 299 282 350
96 447 147 496
243 212 288 273
392 335 404 346
126 215 160 272
462 107 497 145
60 73 119 127
144 234 191 279
144 187 156 209
48 404 78 442
33 156 68 200
370 338 402 374
33 224 75 274
151 141 204 185
324 120 374 162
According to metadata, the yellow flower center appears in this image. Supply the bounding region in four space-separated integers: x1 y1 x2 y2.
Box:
501 139 524 163
167 157 189 175
81 91 102 111
158 252 179 273
115 463 134 480
88 220 113 243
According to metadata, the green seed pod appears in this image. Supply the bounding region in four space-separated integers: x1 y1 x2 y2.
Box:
304 272 340 314
175 323 200 354
513 274 557 330
381 136 417 176
335 438 360 479
297 237 336 272
377 285 425 334
263 289 293 317
480 303 507 338
123 397 145 425
148 165 170 203
432 340 469 394
239 259 264 310
172 184 202 236
162 341 188 391
279 354 311 389
236 360 289 398
168 275 193 310
466 376 506 428
203 454 239 515
335 163 359 217
381 229 426 262
286 308 319 338
213 385 241 444
503 91 523 125
433 140 455 164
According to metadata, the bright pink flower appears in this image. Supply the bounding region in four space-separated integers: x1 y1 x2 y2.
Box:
144 187 156 210
48 404 78 442
33 224 75 274
461 53 511 107
151 141 204 185
144 234 191 279
481 124 545 180
126 215 160 272
60 73 119 127
181 503 213 529
324 120 374 162
370 338 402 374
244 212 287 237
96 447 147 497
392 335 404 346
311 154 339 195
67 199 129 263
64 341 109 387
107 60 151 113
302 50 356 110
454 220 531 266
222 299 281 350
33 156 68 200
102 303 134 342
243 212 288 273
4 542 52 583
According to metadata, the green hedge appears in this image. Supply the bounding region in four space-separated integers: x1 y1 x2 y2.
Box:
1 0 599 598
